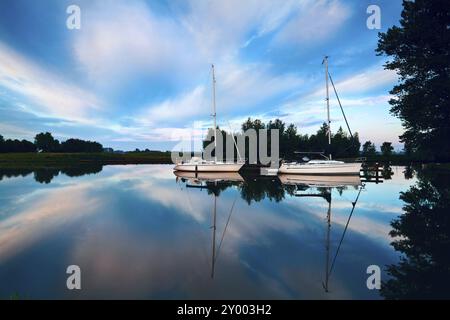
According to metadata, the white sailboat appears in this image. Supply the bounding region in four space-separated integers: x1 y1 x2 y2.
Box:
278 56 362 176
174 64 244 173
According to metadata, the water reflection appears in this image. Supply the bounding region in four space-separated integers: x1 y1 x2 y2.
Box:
0 164 448 299
0 164 103 184
174 170 365 294
381 166 450 299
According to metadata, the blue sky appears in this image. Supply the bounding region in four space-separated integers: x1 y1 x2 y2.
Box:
0 0 404 151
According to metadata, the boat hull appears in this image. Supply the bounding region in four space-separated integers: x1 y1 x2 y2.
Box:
174 163 244 172
278 174 361 187
278 162 362 175
174 171 244 182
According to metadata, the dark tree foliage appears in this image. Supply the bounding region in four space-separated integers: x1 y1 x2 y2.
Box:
362 141 377 157
0 165 104 184
376 0 450 161
0 134 36 152
1 139 36 152
34 132 60 152
381 142 394 157
203 118 361 163
0 132 103 153
381 167 450 299
60 138 103 153
238 177 287 204
0 168 33 181
34 168 60 184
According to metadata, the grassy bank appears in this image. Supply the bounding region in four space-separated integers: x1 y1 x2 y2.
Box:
0 152 173 168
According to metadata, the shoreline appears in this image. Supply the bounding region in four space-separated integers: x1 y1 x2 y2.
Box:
0 152 173 168
1 153 449 170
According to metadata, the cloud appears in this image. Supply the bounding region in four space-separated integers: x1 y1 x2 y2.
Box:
0 0 402 149
272 63 398 126
138 86 208 126
0 184 101 262
73 1 194 82
274 0 352 45
326 68 398 95
180 0 298 57
72 0 347 85
0 43 102 122
133 62 304 128
0 122 36 138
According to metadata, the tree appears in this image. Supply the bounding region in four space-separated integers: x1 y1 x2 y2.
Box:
381 142 394 157
268 119 285 135
0 135 4 152
381 168 450 299
362 141 377 157
2 139 36 152
60 139 103 153
241 117 265 131
282 123 300 159
34 132 60 152
376 0 450 161
205 119 361 162
349 132 361 158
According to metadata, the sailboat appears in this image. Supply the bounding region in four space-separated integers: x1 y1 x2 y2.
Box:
174 65 245 173
278 56 362 176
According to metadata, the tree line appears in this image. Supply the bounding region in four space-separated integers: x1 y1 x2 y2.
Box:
204 118 395 161
0 132 103 153
377 0 450 161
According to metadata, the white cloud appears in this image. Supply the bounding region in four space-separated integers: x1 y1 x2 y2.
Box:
72 0 350 84
72 0 303 84
138 86 208 126
0 43 102 122
0 123 36 138
180 0 298 58
0 184 101 262
274 0 352 45
326 68 398 95
0 0 401 148
73 1 195 82
132 62 304 129
274 63 398 125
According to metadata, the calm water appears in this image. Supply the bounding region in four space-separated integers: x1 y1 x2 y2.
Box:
0 164 449 299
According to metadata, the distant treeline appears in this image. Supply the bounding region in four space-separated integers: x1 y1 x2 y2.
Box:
204 118 397 161
0 132 103 153
0 164 103 184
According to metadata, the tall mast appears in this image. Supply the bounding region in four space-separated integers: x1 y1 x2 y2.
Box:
211 192 217 278
324 193 331 292
211 64 217 162
324 56 332 160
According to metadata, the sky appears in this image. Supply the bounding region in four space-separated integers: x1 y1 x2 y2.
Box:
0 0 404 151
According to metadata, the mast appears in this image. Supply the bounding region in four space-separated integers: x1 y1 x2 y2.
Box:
324 56 332 160
211 64 217 162
211 192 217 278
324 192 331 292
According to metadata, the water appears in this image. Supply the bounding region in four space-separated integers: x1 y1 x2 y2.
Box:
0 164 448 299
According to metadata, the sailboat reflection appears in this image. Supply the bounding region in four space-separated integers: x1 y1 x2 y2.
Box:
278 174 362 188
175 171 240 279
280 175 364 292
174 171 245 184
175 170 364 287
